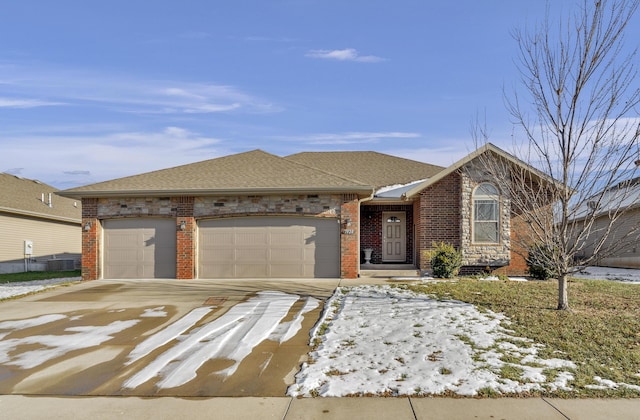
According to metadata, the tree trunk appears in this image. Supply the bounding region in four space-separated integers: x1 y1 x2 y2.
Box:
557 274 569 310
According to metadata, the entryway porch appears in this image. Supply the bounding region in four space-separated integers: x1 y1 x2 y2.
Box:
359 263 421 278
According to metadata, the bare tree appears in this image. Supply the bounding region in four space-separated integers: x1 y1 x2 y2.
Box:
474 0 640 310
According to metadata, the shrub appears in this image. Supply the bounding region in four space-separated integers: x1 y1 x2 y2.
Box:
428 242 463 278
526 243 557 280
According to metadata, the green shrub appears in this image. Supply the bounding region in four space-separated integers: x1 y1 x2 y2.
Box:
526 243 557 280
428 242 463 278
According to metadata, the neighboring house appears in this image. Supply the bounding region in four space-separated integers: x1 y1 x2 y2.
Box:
572 176 640 269
0 173 81 274
59 143 546 281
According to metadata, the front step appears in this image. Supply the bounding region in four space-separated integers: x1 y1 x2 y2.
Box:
359 264 421 278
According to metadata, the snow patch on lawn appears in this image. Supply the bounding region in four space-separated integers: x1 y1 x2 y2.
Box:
288 285 577 397
0 277 80 300
572 267 640 283
586 376 640 392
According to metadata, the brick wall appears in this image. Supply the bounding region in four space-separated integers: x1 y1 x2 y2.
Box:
176 197 195 279
360 204 414 264
340 195 359 279
81 198 100 281
417 172 462 270
82 194 348 280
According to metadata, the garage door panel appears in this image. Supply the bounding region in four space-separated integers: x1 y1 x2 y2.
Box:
209 230 235 246
271 247 303 262
236 263 269 278
107 248 138 263
237 232 268 245
203 263 234 278
236 248 268 262
270 264 303 278
207 248 235 261
199 217 339 278
104 219 176 279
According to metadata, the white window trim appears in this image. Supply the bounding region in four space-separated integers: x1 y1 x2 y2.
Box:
472 183 500 245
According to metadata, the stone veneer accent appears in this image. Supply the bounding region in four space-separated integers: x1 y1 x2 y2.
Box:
81 193 360 280
460 161 511 268
415 162 514 274
193 195 340 218
97 197 178 218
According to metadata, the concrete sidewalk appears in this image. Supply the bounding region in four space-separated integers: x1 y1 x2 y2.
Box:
2 395 640 420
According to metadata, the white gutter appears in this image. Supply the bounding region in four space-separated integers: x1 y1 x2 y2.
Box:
0 206 81 224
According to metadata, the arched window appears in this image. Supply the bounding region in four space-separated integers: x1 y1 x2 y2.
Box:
473 183 499 243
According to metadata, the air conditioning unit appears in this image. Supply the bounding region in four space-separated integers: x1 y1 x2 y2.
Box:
47 259 76 271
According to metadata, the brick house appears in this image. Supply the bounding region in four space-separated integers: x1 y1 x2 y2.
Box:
59 143 543 280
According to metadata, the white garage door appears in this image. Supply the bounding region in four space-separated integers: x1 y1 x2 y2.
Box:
103 218 176 279
199 217 340 278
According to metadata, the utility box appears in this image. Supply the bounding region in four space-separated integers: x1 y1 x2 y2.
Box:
24 240 33 255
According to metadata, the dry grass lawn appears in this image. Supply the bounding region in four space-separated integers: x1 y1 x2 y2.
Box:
408 277 640 397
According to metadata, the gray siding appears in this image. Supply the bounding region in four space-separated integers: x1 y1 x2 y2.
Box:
580 207 640 268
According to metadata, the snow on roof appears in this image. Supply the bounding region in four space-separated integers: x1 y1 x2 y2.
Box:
571 177 640 220
375 179 428 198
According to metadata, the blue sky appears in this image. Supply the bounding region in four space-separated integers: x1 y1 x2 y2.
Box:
1 1 638 189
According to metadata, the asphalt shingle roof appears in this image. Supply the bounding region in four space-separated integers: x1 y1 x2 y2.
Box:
285 151 444 189
60 150 374 198
0 173 81 222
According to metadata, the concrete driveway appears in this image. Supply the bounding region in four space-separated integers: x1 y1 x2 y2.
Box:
0 278 339 397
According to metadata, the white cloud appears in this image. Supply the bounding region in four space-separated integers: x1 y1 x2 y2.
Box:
279 131 419 145
0 126 224 188
306 48 385 63
0 97 65 108
0 63 279 115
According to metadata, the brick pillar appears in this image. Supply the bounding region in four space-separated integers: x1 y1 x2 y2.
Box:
340 195 359 279
176 197 195 279
81 198 100 281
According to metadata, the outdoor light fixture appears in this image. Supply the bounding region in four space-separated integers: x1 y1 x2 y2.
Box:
343 218 351 227
179 220 187 231
84 222 91 231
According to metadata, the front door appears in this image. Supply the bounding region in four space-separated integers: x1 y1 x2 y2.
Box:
382 211 406 262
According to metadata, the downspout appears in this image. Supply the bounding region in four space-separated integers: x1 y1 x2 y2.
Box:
357 189 376 277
